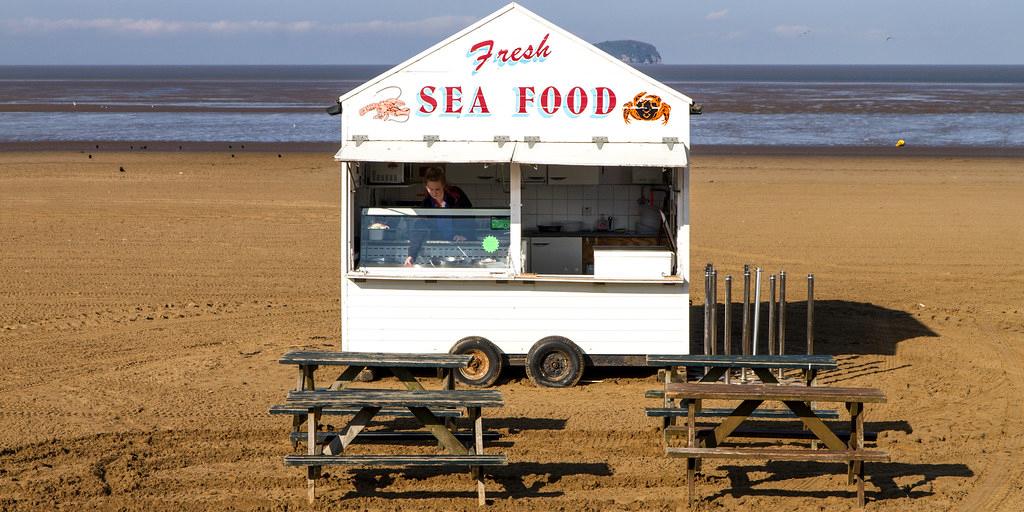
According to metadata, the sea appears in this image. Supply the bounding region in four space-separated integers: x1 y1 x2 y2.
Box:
1 65 1023 149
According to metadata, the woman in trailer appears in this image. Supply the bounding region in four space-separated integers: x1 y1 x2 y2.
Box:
403 166 473 266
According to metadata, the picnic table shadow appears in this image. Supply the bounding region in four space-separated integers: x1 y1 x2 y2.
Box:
332 416 566 449
341 416 566 432
690 300 938 357
339 461 612 500
704 459 972 503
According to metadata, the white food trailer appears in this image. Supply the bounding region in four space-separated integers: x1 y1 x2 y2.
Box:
332 3 693 387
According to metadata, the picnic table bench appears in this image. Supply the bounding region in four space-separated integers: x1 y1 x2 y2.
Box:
645 354 841 429
280 350 472 391
273 351 506 506
664 382 888 508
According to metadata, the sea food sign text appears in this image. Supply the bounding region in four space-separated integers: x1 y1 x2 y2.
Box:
415 34 619 118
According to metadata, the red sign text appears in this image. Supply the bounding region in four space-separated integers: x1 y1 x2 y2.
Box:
469 33 552 73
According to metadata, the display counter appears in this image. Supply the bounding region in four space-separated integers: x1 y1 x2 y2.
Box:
359 208 511 271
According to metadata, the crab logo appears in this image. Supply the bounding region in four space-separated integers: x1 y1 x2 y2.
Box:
623 92 671 125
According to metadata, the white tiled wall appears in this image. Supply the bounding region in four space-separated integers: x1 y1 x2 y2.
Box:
458 183 510 208
522 184 650 232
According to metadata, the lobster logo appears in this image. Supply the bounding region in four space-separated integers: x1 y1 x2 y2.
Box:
359 86 410 122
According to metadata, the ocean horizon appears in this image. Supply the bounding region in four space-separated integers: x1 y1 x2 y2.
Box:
2 65 1023 148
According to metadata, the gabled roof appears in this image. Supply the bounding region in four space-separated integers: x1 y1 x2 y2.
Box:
338 2 691 106
337 2 691 153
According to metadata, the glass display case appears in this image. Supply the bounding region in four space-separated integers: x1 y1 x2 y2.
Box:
358 208 511 271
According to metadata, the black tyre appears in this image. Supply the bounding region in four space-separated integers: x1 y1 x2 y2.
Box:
525 336 586 388
449 337 504 387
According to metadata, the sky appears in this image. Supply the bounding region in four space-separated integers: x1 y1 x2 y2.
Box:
1 0 1021 65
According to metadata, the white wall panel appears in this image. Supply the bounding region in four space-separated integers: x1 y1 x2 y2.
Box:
343 279 689 356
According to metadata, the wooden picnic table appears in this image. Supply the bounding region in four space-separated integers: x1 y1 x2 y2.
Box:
276 350 473 440
663 382 888 508
282 389 506 505
645 354 841 431
273 351 506 506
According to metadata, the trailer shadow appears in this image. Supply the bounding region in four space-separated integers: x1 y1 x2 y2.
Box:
691 300 938 357
577 300 934 383
340 461 612 500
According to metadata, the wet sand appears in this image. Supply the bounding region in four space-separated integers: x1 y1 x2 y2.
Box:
1 150 1023 511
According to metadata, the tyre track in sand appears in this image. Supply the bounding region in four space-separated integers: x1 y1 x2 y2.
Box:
0 303 331 393
954 330 1024 511
0 301 335 445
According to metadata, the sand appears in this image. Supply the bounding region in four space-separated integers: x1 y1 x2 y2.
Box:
1 150 1023 511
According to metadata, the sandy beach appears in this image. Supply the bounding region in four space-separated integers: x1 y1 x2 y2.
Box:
2 150 1023 511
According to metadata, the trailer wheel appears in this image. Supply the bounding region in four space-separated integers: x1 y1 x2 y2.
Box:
526 336 586 388
449 337 503 387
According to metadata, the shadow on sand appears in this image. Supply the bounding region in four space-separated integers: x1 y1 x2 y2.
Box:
580 299 935 383
690 300 938 357
707 460 972 504
340 461 612 501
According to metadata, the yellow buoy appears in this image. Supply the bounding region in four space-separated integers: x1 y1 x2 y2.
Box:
895 139 906 147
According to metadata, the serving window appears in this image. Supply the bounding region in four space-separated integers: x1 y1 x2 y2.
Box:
519 165 681 280
344 159 686 282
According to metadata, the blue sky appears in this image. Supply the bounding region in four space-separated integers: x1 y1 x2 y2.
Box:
1 0 1020 65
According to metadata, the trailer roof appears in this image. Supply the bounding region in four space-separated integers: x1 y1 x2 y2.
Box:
335 3 691 166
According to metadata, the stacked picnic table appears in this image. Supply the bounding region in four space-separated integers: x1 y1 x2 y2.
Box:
270 351 507 505
646 354 889 508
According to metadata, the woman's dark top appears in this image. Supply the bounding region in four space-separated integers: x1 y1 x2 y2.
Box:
419 185 472 208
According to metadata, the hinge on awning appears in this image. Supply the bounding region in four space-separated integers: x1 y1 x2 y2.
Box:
352 135 368 146
423 135 439 147
524 136 540 148
662 137 679 150
494 135 510 148
592 136 609 149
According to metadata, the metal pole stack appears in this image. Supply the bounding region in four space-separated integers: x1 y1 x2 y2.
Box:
768 275 777 355
778 272 786 380
703 264 711 358
741 265 751 381
752 268 762 356
710 268 718 355
807 273 814 356
724 275 732 384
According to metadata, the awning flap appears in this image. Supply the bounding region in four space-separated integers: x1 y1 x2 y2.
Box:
335 140 515 163
335 140 688 167
512 142 687 167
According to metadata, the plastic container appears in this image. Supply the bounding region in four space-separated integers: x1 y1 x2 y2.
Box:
593 247 673 279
